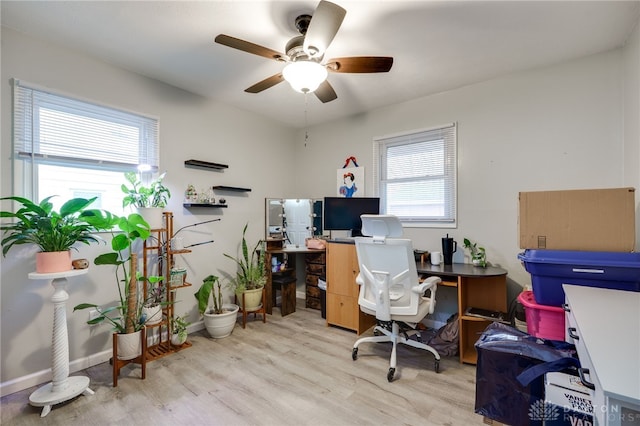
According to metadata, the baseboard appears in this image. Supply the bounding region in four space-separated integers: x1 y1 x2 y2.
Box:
0 322 205 397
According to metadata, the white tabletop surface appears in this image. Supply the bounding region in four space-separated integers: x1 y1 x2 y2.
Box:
563 284 640 405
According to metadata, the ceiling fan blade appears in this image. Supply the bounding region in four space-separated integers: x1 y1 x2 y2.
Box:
303 1 346 59
314 80 338 103
327 57 394 73
215 34 285 61
245 74 285 93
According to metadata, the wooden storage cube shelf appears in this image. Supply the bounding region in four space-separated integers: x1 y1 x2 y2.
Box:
460 318 492 364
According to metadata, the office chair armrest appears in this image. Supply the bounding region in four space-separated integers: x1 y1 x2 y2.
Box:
412 276 441 294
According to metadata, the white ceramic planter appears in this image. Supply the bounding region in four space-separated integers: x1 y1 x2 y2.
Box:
135 207 164 230
142 304 162 325
171 332 187 346
116 330 142 360
203 304 239 339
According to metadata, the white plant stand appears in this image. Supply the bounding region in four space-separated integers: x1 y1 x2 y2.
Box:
27 269 94 417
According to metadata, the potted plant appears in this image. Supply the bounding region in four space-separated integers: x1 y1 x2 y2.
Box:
74 213 154 360
142 275 165 325
121 171 171 229
463 238 487 267
0 195 114 273
194 274 239 339
170 314 191 346
224 223 267 311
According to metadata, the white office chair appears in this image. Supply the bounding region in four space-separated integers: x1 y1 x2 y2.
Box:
351 214 441 382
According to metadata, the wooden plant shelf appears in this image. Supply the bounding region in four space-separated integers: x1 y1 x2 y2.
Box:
184 159 229 170
146 341 192 362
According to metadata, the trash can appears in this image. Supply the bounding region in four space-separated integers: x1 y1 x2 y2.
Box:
318 278 327 319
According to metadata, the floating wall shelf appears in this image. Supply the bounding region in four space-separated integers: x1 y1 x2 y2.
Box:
183 203 228 208
212 186 251 192
184 159 229 170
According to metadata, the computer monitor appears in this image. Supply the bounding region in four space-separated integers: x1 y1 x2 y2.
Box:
323 197 380 236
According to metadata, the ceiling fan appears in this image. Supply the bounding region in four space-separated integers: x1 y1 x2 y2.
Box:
214 0 393 103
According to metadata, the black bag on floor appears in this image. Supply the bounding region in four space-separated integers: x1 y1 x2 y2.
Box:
474 322 580 426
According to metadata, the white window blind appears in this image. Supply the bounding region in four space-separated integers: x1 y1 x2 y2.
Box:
373 123 457 226
13 79 159 172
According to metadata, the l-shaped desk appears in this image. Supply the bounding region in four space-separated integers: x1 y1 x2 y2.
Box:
416 262 508 364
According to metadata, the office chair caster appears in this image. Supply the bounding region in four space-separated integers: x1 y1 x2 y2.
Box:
352 348 358 360
387 368 395 382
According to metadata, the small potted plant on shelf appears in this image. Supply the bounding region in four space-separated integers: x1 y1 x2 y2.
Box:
194 274 239 338
170 314 191 346
142 276 166 325
224 223 267 312
463 238 487 267
74 213 155 360
0 195 114 273
121 171 171 229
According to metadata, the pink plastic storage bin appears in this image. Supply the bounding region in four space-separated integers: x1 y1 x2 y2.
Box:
518 290 565 341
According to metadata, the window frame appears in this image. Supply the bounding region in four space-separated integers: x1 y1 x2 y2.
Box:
373 123 457 228
11 79 159 208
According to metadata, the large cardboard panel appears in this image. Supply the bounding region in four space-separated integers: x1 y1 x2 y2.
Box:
519 187 635 252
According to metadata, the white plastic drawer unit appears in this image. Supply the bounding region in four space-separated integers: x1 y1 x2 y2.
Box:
563 284 640 426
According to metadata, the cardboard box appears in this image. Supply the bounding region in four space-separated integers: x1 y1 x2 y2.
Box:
544 372 593 426
519 187 636 252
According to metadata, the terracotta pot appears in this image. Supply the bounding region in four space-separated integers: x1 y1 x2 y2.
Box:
36 251 72 273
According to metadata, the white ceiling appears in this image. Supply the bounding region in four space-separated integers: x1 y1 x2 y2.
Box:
2 1 639 129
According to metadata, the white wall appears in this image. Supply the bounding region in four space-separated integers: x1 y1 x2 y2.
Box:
293 48 638 308
0 28 296 394
2 20 639 396
624 19 640 245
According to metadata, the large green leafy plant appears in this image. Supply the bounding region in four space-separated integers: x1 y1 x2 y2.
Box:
194 274 226 315
0 195 113 256
74 213 155 333
224 223 266 292
121 171 171 209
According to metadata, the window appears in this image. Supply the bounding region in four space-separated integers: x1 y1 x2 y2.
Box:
12 79 159 214
373 123 457 227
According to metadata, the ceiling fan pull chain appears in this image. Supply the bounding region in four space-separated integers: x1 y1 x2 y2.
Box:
304 92 309 147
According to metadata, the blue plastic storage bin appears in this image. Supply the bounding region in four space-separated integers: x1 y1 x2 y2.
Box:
517 250 640 307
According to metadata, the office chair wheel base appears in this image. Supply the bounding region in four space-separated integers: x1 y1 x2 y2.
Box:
434 360 440 373
352 348 358 360
387 368 395 382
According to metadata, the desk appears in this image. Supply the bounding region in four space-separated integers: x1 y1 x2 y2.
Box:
265 246 326 315
417 262 508 365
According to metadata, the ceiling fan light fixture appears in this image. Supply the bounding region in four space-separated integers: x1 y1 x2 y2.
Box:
282 61 328 93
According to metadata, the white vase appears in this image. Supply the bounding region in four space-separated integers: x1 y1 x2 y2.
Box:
203 304 239 339
171 332 187 346
142 304 162 325
116 330 142 360
135 207 164 230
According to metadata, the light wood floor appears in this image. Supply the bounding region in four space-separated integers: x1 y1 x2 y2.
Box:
1 301 486 426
